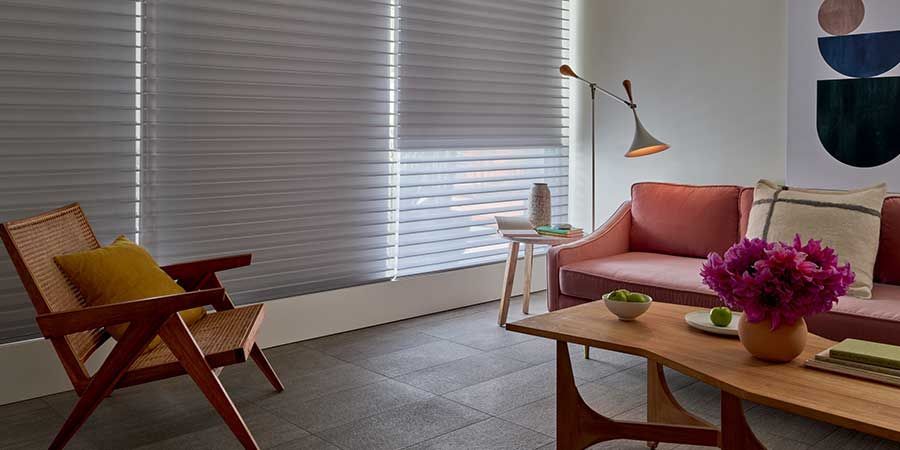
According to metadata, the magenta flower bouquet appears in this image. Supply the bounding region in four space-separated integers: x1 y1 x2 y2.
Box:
700 235 855 330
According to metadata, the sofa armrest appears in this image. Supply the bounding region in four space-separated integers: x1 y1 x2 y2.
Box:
546 201 632 310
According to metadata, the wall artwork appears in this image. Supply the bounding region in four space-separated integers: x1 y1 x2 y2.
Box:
788 0 900 190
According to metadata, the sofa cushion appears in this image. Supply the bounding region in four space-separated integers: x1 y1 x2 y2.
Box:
875 196 900 285
629 183 741 259
806 283 900 345
558 254 900 345
832 283 900 322
559 252 719 308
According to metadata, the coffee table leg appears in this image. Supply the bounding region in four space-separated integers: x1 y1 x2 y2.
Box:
497 242 519 326
557 340 614 449
556 342 719 450
720 391 766 449
646 360 712 448
521 243 534 315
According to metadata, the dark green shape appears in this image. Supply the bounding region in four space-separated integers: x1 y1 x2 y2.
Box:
817 77 900 168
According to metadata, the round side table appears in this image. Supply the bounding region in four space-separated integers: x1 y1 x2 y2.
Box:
497 233 581 326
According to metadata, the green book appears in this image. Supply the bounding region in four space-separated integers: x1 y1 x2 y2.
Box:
535 225 582 235
815 350 900 377
829 339 900 370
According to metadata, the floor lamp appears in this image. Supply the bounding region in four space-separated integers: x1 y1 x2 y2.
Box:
560 65 670 230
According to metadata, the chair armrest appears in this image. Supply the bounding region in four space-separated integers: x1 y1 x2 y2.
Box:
35 288 226 338
161 254 251 281
546 202 632 310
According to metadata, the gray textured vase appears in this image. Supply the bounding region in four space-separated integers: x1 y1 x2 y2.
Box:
528 183 552 227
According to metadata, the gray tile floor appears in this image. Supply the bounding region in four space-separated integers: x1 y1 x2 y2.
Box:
3 292 899 449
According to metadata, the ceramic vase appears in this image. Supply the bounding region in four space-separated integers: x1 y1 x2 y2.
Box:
528 183 551 227
737 314 807 363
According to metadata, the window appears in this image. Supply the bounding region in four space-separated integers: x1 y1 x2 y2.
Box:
0 0 569 342
139 0 397 304
396 0 570 275
0 0 140 343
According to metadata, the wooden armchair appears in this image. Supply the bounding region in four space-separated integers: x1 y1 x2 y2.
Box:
0 204 284 450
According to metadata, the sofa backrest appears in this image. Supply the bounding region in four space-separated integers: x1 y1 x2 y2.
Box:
632 182 900 285
629 182 742 259
875 196 900 285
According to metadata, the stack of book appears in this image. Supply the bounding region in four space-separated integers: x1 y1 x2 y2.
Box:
805 338 900 387
535 225 583 238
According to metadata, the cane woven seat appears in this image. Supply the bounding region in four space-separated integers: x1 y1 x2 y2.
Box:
122 304 264 386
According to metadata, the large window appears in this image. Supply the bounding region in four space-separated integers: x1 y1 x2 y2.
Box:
396 0 570 275
139 0 397 304
0 0 141 343
0 0 568 343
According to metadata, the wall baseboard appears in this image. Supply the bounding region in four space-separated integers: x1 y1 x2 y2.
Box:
0 256 546 406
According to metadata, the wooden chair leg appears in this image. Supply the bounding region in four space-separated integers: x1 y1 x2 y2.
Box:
51 318 165 450
250 344 284 392
159 315 259 450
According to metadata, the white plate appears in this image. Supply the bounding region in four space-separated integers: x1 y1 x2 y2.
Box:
684 310 741 337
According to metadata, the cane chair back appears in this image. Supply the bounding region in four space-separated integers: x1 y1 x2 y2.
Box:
0 204 108 380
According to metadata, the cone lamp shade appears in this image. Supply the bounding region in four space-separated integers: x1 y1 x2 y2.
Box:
625 111 670 157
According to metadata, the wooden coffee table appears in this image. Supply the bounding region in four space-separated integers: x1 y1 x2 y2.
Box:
506 301 900 450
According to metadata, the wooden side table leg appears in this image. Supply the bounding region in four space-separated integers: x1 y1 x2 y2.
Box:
497 242 519 326
720 391 766 450
522 243 534 314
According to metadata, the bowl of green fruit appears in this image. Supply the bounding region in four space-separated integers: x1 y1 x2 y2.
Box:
601 289 652 321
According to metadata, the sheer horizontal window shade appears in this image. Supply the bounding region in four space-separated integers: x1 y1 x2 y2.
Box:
396 0 570 276
140 0 397 303
0 0 139 343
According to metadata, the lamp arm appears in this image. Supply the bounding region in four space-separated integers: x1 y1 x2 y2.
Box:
572 77 635 109
591 83 635 109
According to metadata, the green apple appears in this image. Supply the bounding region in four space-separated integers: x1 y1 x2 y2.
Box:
605 289 629 302
709 307 733 327
626 292 651 303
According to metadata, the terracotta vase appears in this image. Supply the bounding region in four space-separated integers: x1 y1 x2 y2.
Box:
737 314 807 363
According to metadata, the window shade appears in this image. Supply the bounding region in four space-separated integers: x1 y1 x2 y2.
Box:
0 0 139 343
396 0 570 275
140 0 397 303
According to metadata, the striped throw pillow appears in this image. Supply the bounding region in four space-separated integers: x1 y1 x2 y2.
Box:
746 179 886 299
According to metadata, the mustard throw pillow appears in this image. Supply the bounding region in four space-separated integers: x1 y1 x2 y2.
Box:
54 236 206 350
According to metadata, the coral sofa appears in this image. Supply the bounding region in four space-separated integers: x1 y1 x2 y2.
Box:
548 182 900 345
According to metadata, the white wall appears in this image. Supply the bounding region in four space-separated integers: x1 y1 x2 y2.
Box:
569 0 788 227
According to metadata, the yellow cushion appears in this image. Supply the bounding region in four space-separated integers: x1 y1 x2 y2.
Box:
54 236 206 350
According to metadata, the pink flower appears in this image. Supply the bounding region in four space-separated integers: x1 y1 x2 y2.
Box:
700 235 854 330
